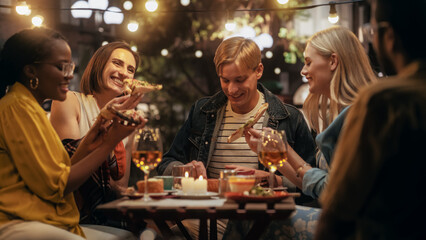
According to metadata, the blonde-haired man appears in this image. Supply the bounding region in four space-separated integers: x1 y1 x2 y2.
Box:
158 36 315 192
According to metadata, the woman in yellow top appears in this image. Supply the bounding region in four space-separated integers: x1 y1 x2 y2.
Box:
0 28 144 239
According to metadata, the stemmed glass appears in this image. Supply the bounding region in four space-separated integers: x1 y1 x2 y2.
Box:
132 127 163 201
257 129 288 188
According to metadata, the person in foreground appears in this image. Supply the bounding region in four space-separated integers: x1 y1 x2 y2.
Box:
224 26 377 240
50 42 142 225
315 0 426 239
0 28 145 239
157 36 316 238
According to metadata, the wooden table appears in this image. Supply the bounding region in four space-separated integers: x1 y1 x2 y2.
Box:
96 196 296 240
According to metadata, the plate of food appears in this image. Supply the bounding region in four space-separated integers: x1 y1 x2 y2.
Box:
173 191 219 199
225 186 289 203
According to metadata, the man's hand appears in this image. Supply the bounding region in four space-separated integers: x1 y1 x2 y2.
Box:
186 160 207 179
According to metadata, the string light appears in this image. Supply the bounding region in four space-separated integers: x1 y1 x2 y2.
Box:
328 2 339 24
88 0 108 10
102 41 109 46
123 1 133 11
161 49 169 56
71 1 92 19
265 51 273 59
32 15 44 26
127 20 139 32
145 0 158 12
131 45 138 52
104 7 123 24
277 0 289 4
195 50 203 58
180 0 190 7
16 1 31 16
274 67 281 75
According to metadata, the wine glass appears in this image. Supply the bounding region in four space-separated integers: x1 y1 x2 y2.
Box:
257 129 288 188
132 127 163 201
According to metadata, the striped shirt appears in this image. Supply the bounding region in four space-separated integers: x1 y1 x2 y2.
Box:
208 92 266 178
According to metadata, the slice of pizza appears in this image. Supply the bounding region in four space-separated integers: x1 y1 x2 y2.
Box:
227 102 269 143
123 79 163 95
100 104 144 124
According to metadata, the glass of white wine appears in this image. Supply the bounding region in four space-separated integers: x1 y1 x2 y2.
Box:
132 127 163 201
257 129 288 188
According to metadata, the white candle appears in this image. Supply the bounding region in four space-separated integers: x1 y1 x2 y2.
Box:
181 171 194 194
193 175 207 194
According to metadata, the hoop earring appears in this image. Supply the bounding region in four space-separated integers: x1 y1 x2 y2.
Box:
30 77 39 90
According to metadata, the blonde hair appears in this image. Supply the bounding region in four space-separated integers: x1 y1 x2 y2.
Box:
214 37 261 75
303 26 377 133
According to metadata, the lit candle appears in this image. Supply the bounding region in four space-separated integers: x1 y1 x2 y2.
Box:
193 175 207 194
181 171 194 194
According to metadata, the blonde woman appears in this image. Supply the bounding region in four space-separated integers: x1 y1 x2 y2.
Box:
225 25 378 240
247 26 377 199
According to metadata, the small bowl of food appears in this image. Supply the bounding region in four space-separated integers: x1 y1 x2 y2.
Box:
228 175 256 193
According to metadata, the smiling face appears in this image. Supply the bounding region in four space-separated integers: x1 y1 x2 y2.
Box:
33 39 73 103
219 62 262 114
301 44 333 97
102 48 137 96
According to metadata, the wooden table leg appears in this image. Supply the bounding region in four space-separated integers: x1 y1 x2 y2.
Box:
199 217 208 240
210 218 217 240
176 220 193 240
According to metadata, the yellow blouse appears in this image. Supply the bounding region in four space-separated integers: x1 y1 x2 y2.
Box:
0 83 83 237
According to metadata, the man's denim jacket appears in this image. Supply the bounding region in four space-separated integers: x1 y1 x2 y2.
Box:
157 83 316 188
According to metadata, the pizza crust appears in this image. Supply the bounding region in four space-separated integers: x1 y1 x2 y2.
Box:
227 102 269 143
123 79 163 95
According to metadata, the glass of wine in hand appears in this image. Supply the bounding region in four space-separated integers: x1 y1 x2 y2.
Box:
257 129 288 188
132 127 163 201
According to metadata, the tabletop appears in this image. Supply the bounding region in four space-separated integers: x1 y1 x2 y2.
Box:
96 195 296 240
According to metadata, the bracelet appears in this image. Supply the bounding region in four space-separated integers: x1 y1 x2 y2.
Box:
296 163 311 178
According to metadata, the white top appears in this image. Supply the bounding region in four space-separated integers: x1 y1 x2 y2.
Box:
73 92 99 138
208 91 266 178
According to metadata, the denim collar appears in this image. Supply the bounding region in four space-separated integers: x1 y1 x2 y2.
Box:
200 83 290 120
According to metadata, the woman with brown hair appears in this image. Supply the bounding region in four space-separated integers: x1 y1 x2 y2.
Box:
50 42 143 225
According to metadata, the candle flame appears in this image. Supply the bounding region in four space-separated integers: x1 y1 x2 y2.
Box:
198 175 203 181
185 171 189 178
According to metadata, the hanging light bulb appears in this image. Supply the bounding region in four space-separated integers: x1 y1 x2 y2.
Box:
71 1 92 19
145 0 158 12
104 7 124 24
195 50 203 58
180 0 190 7
127 20 139 32
88 0 108 10
16 1 31 16
328 2 339 24
265 51 273 59
274 67 281 75
123 1 133 10
161 49 169 56
277 0 289 4
32 15 44 27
